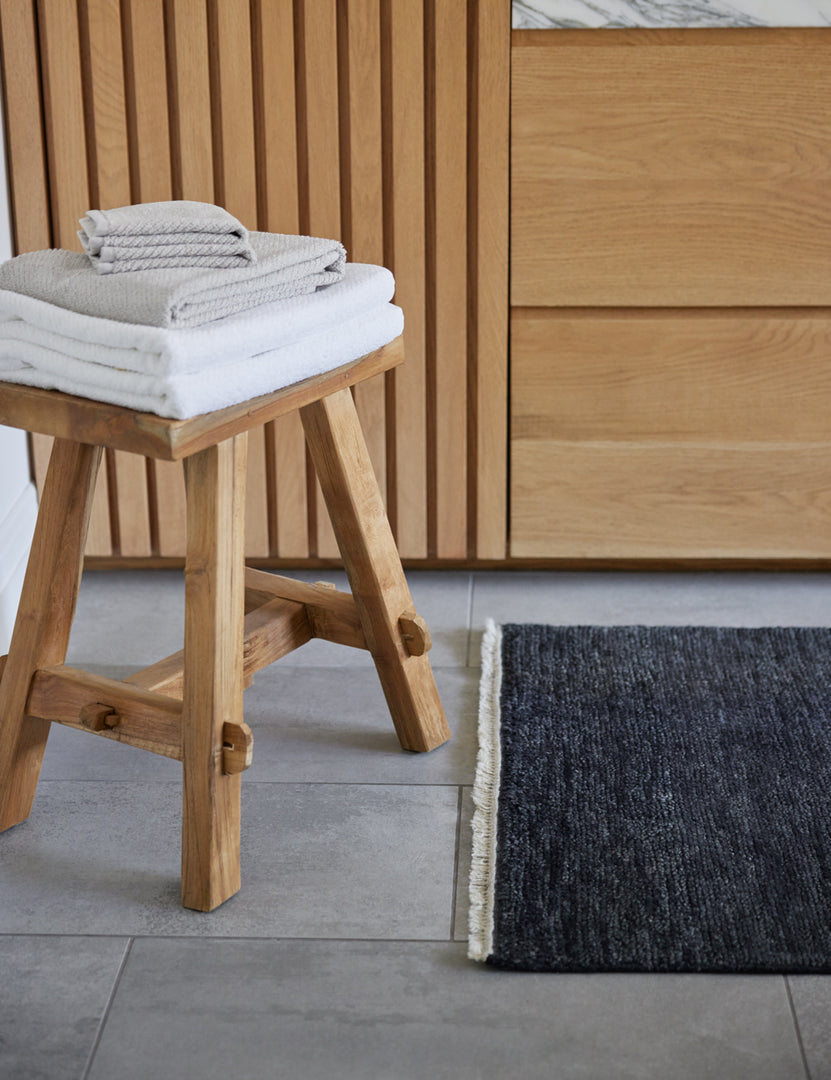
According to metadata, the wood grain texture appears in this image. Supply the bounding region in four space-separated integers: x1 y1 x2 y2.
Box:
297 0 342 559
511 30 831 307
429 0 468 558
122 0 170 203
386 0 427 558
181 434 247 911
301 387 450 752
28 664 183 759
0 0 51 253
511 440 831 560
167 0 213 202
511 309 831 558
251 0 308 557
0 440 101 830
472 0 509 558
512 309 831 443
5 2 508 568
341 0 387 511
82 0 152 557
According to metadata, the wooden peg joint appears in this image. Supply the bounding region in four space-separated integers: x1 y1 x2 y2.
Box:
398 612 432 657
222 721 253 775
79 702 121 731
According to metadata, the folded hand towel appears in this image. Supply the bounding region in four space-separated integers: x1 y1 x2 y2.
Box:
0 303 403 419
0 232 347 327
0 263 393 375
79 200 257 274
79 200 248 239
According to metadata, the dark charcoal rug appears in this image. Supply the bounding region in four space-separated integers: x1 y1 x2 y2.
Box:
468 622 831 972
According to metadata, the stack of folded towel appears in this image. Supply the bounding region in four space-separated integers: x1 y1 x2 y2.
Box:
0 202 402 419
78 200 258 274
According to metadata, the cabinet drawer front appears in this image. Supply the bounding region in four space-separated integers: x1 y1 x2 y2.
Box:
511 30 831 308
512 309 831 443
510 309 831 558
511 441 831 559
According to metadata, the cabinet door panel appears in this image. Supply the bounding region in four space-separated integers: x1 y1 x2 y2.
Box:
511 30 831 308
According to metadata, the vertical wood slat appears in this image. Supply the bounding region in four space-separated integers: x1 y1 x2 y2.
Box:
252 0 308 558
208 0 268 559
472 0 509 559
167 0 214 203
297 0 342 559
385 0 427 558
82 0 152 558
341 0 387 516
0 2 54 509
36 0 112 557
123 0 185 556
429 0 468 559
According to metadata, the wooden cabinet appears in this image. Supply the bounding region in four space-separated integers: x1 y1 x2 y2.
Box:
510 29 831 561
0 0 509 566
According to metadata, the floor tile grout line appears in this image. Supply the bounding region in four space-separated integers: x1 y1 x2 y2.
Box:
80 936 134 1080
0 932 465 944
37 779 472 788
448 785 465 941
784 976 814 1080
465 573 476 667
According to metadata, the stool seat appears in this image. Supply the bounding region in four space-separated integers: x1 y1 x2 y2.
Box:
0 337 450 911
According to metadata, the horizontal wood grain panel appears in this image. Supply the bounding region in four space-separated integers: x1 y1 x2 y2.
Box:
511 441 831 559
512 309 831 442
511 30 831 307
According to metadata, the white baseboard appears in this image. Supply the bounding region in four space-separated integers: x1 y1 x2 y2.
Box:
0 482 38 653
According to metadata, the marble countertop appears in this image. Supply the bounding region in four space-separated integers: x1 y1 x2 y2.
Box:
513 1 831 28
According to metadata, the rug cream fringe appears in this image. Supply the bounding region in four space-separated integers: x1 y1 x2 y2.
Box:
468 619 503 961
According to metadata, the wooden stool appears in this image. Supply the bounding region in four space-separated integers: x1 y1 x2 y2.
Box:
0 338 450 911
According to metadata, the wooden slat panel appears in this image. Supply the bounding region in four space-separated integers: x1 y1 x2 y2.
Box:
167 0 213 202
251 0 307 558
82 0 152 557
511 440 831 560
272 411 309 557
512 310 831 443
511 30 831 307
37 0 111 556
0 1 50 254
297 0 342 558
123 0 177 556
122 0 170 202
430 0 467 557
0 1 54 505
154 460 187 556
472 0 509 559
208 0 267 557
385 0 427 558
342 0 386 511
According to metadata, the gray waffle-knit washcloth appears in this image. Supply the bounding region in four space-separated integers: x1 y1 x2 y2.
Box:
78 200 256 274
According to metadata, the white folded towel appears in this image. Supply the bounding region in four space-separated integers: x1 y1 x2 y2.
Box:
0 305 402 419
0 263 393 375
0 232 346 327
78 200 257 274
0 263 402 418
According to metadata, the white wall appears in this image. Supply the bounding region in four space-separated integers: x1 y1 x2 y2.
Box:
0 85 38 652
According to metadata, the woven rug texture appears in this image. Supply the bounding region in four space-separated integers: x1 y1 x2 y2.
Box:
469 622 831 972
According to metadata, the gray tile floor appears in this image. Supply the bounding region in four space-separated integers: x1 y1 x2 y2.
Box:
3 569 831 1079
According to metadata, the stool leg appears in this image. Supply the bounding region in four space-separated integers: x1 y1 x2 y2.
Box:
0 440 102 830
181 434 247 911
301 389 451 752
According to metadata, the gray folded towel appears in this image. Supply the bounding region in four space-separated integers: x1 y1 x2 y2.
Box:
0 231 347 328
78 200 256 274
